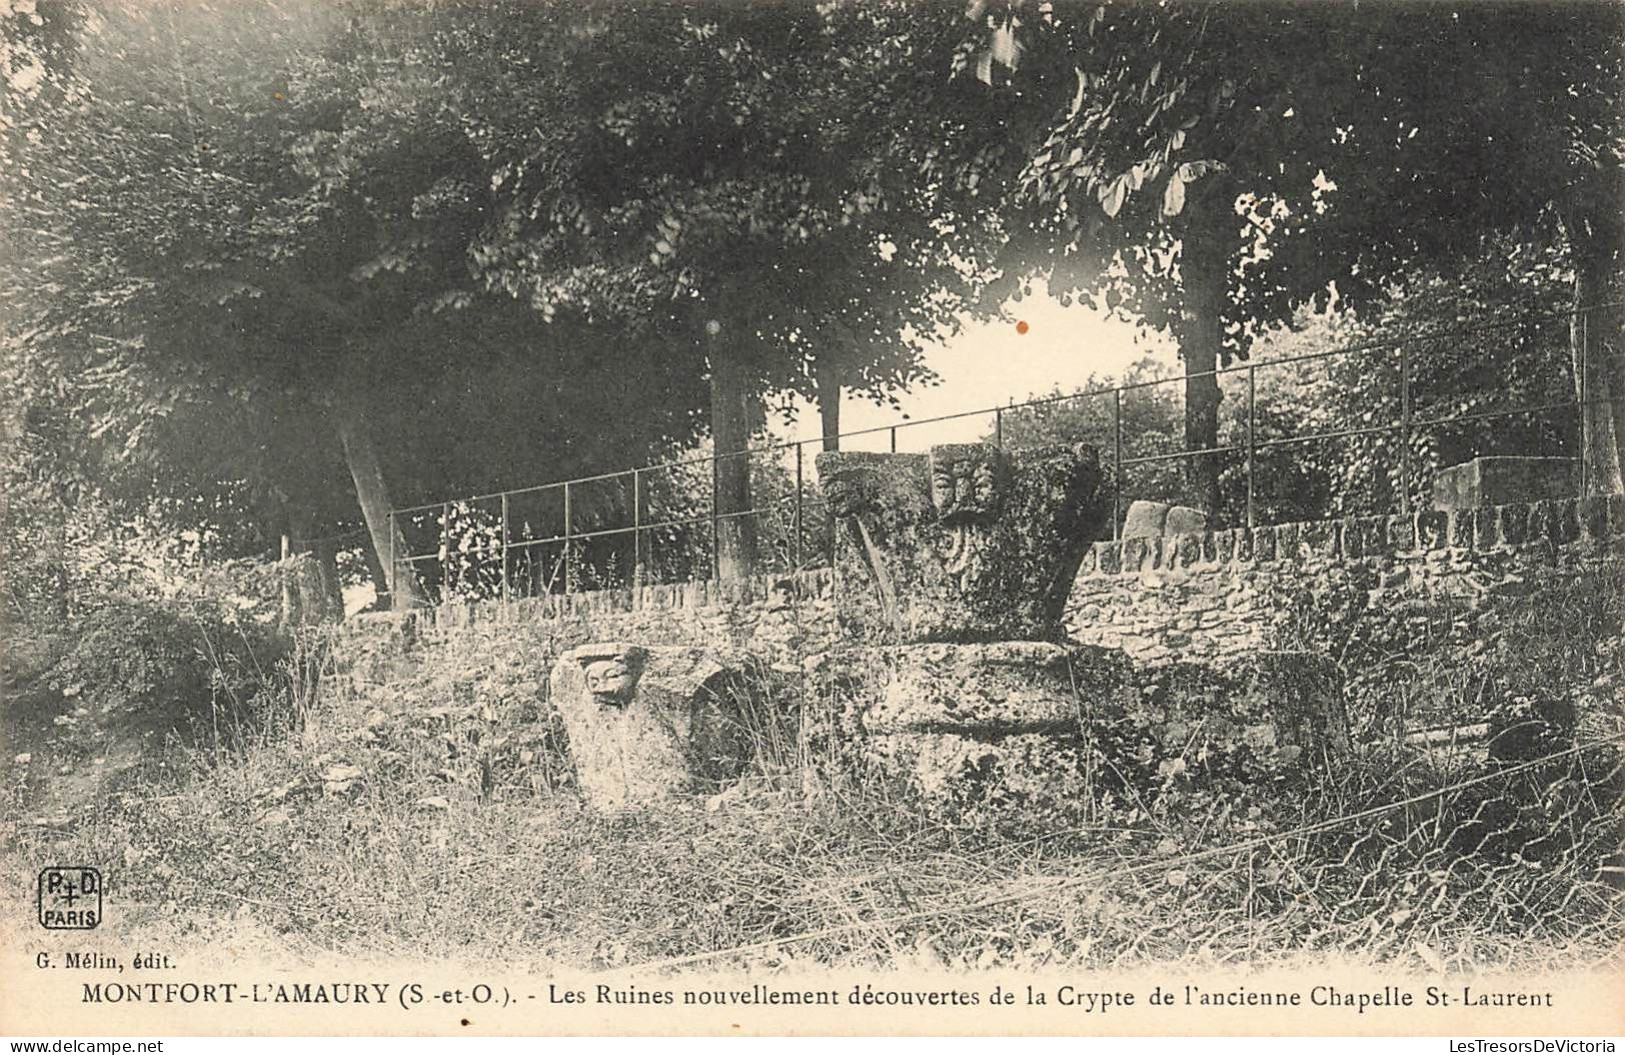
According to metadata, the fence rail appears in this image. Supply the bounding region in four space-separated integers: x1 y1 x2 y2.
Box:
389 302 1620 604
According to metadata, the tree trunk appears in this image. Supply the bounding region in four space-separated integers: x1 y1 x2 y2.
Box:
359 541 392 612
335 394 427 609
1569 216 1624 497
281 504 344 624
708 320 758 583
817 358 841 452
1180 211 1228 520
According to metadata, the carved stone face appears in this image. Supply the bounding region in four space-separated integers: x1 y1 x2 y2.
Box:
573 645 645 706
583 658 635 701
930 446 1002 524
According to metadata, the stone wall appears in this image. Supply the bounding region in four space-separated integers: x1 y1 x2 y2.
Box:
336 497 1622 731
340 569 842 680
1065 496 1625 734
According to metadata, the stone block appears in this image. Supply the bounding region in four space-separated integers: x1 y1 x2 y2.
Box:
1416 509 1448 549
1253 525 1277 562
1275 522 1302 560
846 641 1128 735
1121 500 1170 538
1447 509 1474 549
1529 499 1555 544
1175 532 1202 569
1111 653 1350 774
1164 506 1210 535
1385 513 1417 551
1352 513 1391 555
1473 506 1500 550
1096 541 1122 576
1356 516 1389 555
1214 529 1237 563
1122 500 1209 538
1122 536 1149 573
1549 498 1579 544
549 643 762 808
1431 456 1578 509
864 732 1094 817
1301 520 1337 558
1338 517 1363 559
841 642 1350 811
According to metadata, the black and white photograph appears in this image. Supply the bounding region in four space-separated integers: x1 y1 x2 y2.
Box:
1 0 1622 1040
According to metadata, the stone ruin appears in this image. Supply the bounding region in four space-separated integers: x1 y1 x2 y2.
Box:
548 643 762 808
812 442 1348 808
1121 498 1208 538
548 441 1350 811
815 442 1109 642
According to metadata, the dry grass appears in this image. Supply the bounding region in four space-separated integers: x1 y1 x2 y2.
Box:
4 692 1621 976
2 568 1621 976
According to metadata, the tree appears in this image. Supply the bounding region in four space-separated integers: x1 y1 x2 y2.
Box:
429 0 1012 578
1 0 718 610
959 1 1624 512
993 249 1582 530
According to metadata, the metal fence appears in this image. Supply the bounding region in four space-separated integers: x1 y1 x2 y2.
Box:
388 302 1619 603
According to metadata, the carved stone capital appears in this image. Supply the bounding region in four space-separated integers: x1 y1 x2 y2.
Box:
816 442 1109 642
551 644 762 809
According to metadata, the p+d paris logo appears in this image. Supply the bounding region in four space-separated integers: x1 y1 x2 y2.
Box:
38 866 102 930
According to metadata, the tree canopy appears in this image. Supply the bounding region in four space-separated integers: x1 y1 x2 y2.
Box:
960 0 1624 506
4 0 1619 611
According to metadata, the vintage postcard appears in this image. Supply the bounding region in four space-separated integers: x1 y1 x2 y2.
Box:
2 0 1622 1039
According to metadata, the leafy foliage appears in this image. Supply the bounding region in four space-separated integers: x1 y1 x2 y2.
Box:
994 261 1582 526
965 0 1623 344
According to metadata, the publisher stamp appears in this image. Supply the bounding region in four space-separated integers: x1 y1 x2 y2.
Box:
38 866 102 930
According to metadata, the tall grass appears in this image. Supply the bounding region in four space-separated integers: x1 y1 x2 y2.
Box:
2 563 1619 973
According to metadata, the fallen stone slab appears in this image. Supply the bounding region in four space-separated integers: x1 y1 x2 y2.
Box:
810 644 1349 812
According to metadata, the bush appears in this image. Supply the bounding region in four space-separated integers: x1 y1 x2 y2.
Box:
17 595 302 761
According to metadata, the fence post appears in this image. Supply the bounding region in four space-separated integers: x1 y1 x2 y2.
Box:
1246 365 1257 530
995 406 1004 449
793 442 804 573
440 502 451 603
710 451 720 583
889 425 897 453
1113 388 1123 540
632 468 645 591
1399 344 1412 514
500 492 510 604
562 481 573 594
